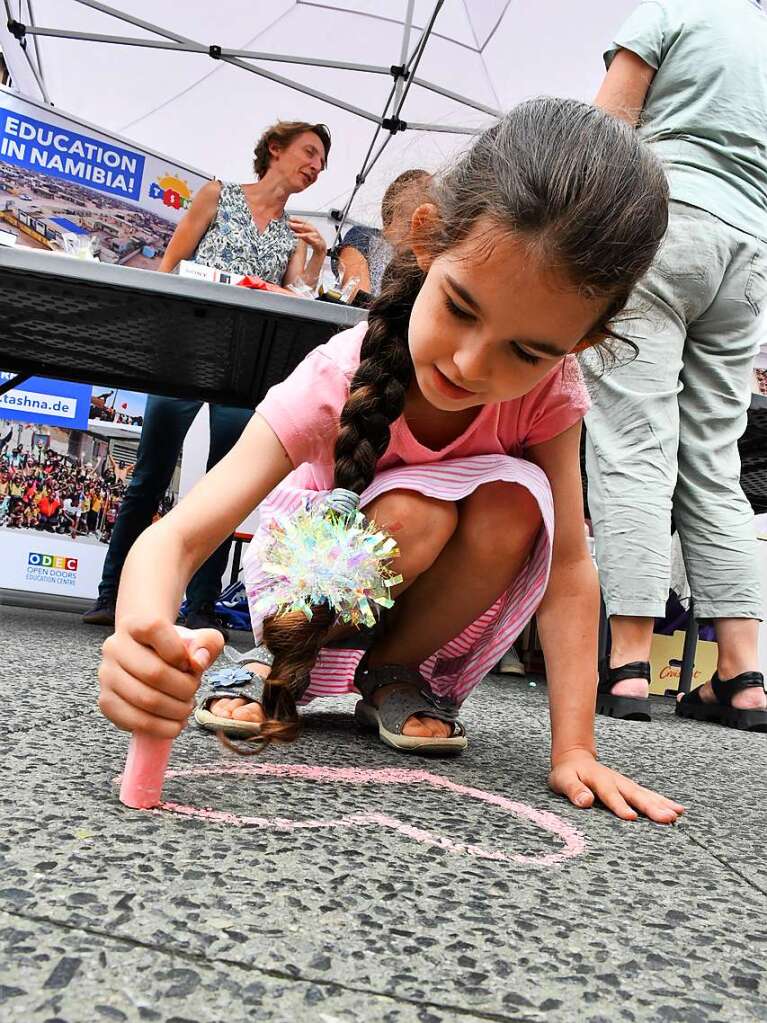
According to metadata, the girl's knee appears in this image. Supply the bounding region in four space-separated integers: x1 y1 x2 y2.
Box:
365 489 457 575
460 482 542 555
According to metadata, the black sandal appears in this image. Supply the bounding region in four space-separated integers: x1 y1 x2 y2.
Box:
596 660 652 722
676 671 767 732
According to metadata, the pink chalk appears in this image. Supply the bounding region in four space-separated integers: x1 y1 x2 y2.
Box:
144 764 588 867
118 627 203 809
119 733 174 809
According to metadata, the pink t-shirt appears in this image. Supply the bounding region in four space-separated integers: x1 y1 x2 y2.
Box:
257 322 590 491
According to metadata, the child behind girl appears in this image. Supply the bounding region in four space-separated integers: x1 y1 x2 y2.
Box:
99 97 685 825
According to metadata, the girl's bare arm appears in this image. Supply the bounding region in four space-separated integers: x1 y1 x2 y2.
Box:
527 421 599 761
99 414 293 736
528 422 685 824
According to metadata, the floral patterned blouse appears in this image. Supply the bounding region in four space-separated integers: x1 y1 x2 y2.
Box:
193 182 297 282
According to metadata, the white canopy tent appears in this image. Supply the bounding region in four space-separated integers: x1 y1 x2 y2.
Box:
0 0 636 240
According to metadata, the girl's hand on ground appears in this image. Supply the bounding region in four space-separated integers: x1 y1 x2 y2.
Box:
98 619 224 738
548 749 686 824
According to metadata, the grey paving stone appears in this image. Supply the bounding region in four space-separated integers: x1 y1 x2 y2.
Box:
1 604 765 1023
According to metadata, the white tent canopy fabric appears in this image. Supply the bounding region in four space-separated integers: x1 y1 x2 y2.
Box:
0 0 636 235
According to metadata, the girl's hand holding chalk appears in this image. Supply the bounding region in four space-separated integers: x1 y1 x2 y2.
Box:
99 620 224 810
98 619 224 738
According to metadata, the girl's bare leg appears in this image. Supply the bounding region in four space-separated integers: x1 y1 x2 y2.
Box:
369 482 543 668
366 482 543 737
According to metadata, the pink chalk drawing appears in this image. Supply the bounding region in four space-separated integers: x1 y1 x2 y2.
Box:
148 764 587 867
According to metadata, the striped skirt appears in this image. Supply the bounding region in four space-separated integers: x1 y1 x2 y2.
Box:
242 454 554 707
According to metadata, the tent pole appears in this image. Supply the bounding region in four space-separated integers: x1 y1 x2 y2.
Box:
394 0 415 109
4 0 51 104
17 27 209 49
19 25 396 77
407 121 481 135
411 76 499 117
27 0 49 95
220 51 393 75
391 0 445 121
70 0 383 123
329 0 445 250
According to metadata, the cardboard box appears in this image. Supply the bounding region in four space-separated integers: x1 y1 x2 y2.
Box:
649 630 718 696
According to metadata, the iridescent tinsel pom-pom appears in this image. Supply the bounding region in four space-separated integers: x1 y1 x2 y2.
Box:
249 490 403 628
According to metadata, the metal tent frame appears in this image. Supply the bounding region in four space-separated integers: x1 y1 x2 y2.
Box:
2 0 502 246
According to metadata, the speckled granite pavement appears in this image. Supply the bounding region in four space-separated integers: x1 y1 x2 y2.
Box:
1 604 765 1023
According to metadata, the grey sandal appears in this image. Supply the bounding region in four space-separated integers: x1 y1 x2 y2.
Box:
354 662 468 754
193 646 271 737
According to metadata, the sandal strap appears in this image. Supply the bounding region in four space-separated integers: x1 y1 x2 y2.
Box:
355 662 462 733
376 686 463 736
199 666 264 709
237 643 274 667
711 671 765 706
597 660 651 692
355 662 424 701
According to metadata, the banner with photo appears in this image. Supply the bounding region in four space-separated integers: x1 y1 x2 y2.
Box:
0 88 211 600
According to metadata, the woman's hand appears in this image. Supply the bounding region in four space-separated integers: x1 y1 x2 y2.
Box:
288 217 327 260
548 748 686 824
98 618 224 738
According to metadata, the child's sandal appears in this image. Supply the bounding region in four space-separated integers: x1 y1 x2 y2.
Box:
354 662 467 754
595 660 652 722
676 670 767 732
193 661 266 738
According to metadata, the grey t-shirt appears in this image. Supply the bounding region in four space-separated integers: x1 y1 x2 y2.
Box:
606 0 767 239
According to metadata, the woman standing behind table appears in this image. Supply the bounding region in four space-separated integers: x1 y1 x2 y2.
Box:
82 120 332 636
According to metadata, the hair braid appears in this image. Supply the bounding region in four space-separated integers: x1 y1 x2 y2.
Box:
334 255 420 494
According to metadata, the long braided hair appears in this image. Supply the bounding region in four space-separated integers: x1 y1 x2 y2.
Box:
242 97 669 749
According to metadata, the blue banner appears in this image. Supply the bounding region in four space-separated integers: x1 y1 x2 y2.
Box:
0 107 144 201
0 373 92 430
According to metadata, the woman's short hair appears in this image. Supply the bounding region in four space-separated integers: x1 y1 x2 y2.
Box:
253 121 332 178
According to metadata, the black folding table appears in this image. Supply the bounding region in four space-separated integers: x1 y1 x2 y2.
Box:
0 246 366 407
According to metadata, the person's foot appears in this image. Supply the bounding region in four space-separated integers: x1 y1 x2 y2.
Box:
184 602 229 641
606 659 649 699
81 593 116 627
371 682 453 738
676 673 767 711
209 662 269 722
208 670 453 738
